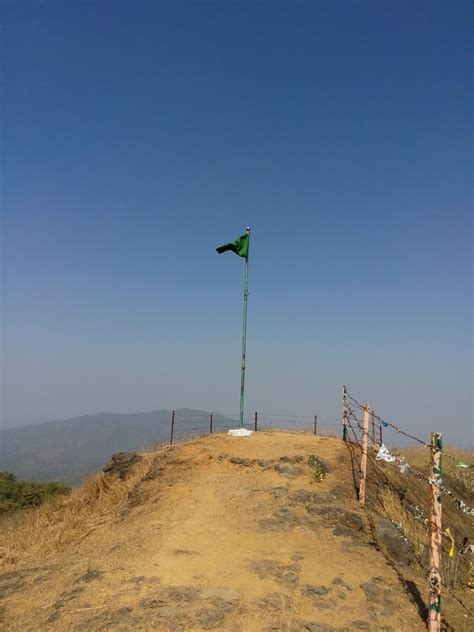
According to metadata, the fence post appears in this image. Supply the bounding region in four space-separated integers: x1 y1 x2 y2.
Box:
359 404 369 506
313 415 318 435
254 411 258 432
371 410 375 445
210 413 213 434
342 385 348 441
170 410 175 445
428 432 443 632
379 423 383 446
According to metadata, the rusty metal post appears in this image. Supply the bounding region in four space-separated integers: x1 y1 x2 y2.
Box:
254 411 258 432
313 415 317 435
210 413 213 434
359 404 369 506
428 432 443 632
371 410 375 445
379 423 383 446
170 410 175 445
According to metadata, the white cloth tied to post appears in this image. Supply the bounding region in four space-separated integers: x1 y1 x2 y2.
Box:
376 443 409 474
376 444 396 462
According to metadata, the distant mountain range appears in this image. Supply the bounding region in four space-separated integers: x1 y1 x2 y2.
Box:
0 409 233 485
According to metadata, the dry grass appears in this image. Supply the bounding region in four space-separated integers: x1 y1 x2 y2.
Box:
378 487 427 558
0 451 156 570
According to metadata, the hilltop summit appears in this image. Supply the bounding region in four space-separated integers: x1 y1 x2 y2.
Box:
0 432 472 631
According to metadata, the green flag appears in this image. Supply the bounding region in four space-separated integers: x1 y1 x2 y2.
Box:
216 233 249 258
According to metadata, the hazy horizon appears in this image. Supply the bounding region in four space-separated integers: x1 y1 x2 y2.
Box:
2 2 472 446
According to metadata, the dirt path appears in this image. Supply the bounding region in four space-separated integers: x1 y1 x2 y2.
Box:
0 432 443 630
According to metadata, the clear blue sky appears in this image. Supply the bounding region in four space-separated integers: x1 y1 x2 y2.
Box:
1 2 472 444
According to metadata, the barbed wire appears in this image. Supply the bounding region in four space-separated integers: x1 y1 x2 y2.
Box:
175 410 340 422
344 415 473 556
175 412 251 420
346 409 474 517
345 390 472 467
347 393 428 446
175 419 324 427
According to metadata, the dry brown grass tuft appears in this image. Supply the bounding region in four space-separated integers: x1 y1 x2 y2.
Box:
398 446 431 471
378 487 427 558
0 451 156 570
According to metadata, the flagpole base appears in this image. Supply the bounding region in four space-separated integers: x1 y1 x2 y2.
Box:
228 428 253 437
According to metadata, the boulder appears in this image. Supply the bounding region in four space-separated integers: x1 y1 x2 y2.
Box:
103 452 142 480
374 519 415 566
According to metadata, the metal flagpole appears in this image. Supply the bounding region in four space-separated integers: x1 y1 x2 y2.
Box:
239 226 250 428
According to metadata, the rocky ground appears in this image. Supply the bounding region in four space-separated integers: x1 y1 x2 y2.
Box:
0 432 472 631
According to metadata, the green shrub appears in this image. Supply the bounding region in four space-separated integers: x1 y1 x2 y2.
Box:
308 455 328 482
0 471 70 516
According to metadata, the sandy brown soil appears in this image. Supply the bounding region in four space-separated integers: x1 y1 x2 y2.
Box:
0 431 472 631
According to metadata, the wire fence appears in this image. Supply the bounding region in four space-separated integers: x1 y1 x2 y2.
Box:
342 390 473 517
169 411 341 443
341 386 473 631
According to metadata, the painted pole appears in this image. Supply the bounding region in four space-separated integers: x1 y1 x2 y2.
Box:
210 413 213 434
313 415 318 436
342 385 348 441
428 432 443 632
254 411 258 432
359 404 370 506
170 410 175 445
239 226 250 429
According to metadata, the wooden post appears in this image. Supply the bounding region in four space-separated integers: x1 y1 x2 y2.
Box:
342 385 348 441
359 404 369 507
428 432 443 632
313 415 318 435
254 411 258 432
170 410 175 445
209 413 213 434
371 410 375 445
